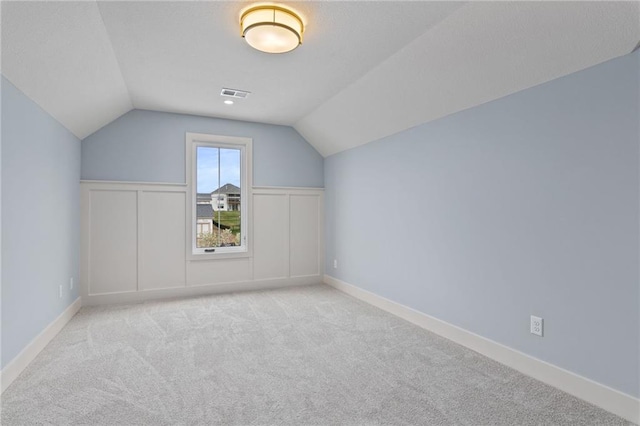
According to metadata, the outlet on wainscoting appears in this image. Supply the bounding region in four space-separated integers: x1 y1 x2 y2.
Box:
333 259 338 269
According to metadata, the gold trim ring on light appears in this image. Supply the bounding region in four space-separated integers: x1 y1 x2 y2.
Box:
240 5 304 54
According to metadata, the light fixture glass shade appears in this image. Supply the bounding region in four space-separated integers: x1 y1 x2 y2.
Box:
241 5 303 54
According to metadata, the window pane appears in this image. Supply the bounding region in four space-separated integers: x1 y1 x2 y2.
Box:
195 146 242 249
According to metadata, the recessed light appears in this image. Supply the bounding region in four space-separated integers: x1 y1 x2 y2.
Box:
224 100 234 105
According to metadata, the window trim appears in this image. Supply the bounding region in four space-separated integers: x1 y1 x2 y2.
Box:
185 132 252 261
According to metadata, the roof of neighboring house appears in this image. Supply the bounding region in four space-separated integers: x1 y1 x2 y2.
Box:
196 204 213 219
212 183 240 195
197 193 211 201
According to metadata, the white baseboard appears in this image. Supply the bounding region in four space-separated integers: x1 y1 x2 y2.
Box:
324 275 640 424
1 297 82 394
82 276 322 306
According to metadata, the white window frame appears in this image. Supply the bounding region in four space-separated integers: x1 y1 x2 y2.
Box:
186 132 252 260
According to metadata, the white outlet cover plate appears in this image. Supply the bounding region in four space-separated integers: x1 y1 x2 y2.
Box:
530 315 543 337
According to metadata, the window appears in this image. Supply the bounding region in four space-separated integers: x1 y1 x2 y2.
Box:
186 133 252 258
197 221 212 235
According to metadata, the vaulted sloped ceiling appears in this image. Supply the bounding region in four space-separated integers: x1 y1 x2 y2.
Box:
1 1 133 139
296 1 640 156
2 1 638 157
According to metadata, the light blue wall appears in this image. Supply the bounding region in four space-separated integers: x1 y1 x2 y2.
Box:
1 76 81 369
81 109 324 188
325 52 640 397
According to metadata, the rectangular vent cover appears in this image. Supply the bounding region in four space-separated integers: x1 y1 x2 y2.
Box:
221 88 250 98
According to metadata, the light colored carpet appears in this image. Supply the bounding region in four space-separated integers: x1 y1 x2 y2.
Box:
1 284 631 425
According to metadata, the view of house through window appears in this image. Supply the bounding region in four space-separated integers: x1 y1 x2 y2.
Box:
195 146 242 249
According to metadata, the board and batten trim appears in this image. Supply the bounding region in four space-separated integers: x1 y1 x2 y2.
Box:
80 181 323 304
253 186 325 191
80 180 187 187
289 193 323 279
0 297 81 394
323 274 640 424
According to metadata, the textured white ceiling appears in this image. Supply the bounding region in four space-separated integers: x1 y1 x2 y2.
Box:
295 1 640 156
95 1 463 128
1 1 133 139
1 1 638 155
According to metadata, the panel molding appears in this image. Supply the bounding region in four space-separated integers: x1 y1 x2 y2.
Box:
80 181 323 303
253 193 289 280
86 189 138 295
289 193 323 278
80 180 187 187
252 187 324 195
323 274 640 424
139 191 187 290
1 298 81 394
253 186 325 191
253 187 324 281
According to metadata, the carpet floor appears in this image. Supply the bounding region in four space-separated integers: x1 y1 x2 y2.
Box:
1 284 631 425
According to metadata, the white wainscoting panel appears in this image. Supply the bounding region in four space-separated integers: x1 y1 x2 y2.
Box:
81 182 323 305
290 194 321 278
88 190 138 294
139 191 186 290
187 258 252 286
253 193 288 280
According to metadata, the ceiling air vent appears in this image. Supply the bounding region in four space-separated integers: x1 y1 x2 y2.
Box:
221 88 251 99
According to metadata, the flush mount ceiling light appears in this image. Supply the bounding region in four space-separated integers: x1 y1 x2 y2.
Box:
240 5 304 54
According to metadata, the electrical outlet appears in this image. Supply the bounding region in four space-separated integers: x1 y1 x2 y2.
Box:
70 277 74 290
530 315 543 337
333 259 338 269
59 285 63 299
